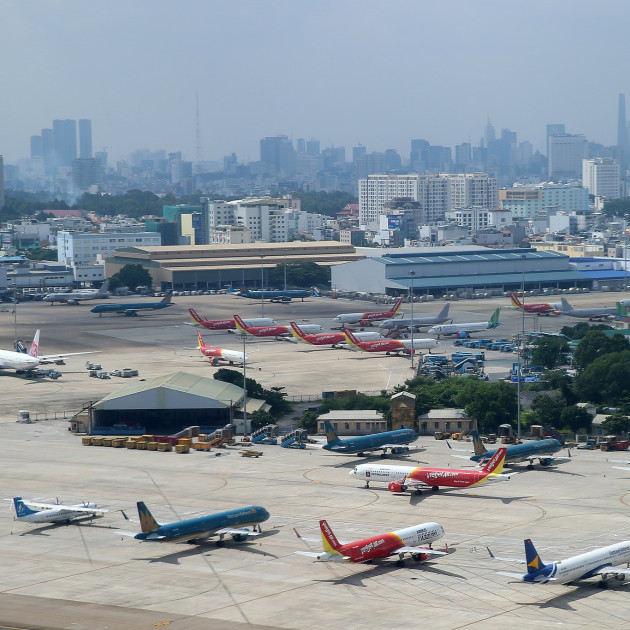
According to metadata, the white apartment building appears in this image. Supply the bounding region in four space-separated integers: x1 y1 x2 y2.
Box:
582 158 620 199
210 225 252 245
285 209 326 238
358 174 420 226
445 207 490 232
499 183 590 218
57 231 161 267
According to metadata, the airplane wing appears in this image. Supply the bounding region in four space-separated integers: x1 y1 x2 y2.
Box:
612 466 630 472
115 530 140 537
593 566 630 578
214 527 261 537
394 546 448 557
38 351 100 364
527 455 569 465
18 500 107 514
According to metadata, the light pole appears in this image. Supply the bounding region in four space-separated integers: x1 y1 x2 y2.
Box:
517 254 526 440
242 333 248 434
409 271 416 370
283 248 288 292
259 255 265 318
12 282 18 350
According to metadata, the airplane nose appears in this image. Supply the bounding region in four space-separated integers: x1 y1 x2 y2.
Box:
349 469 356 476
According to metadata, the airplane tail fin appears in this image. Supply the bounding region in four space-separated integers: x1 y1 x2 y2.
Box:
324 420 340 444
162 292 173 304
13 497 39 517
233 314 250 333
471 430 488 457
391 297 404 316
560 297 572 312
319 520 343 554
96 280 110 297
488 308 501 328
524 538 546 574
137 501 160 533
28 330 40 358
343 327 361 348
290 322 307 342
483 447 506 475
189 308 204 326
509 292 523 309
197 330 205 349
437 303 450 322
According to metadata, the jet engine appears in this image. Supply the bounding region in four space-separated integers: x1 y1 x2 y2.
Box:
231 532 249 542
454 331 469 339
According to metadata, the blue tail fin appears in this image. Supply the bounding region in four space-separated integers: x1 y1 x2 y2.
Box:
137 501 160 533
13 497 38 517
525 538 545 574
324 420 340 444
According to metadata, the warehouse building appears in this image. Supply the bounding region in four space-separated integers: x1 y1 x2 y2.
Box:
331 246 592 297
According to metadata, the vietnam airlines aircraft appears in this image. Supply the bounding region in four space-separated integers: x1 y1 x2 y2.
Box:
228 285 319 302
333 297 404 326
489 537 630 587
322 419 418 456
13 497 107 524
189 308 275 330
559 297 617 320
290 322 380 346
43 281 110 305
197 331 246 366
118 501 270 543
233 314 322 338
350 447 510 493
294 519 447 567
509 293 561 316
427 308 501 338
91 292 174 316
344 327 439 354
378 303 451 331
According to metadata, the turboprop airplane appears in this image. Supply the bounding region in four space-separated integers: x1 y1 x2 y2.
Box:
13 497 107 524
427 308 501 338
290 322 381 346
117 501 270 544
509 293 561 316
350 447 510 493
227 285 319 302
43 281 110 305
91 292 174 316
559 297 617 321
322 420 418 456
189 308 275 330
333 297 404 326
233 314 322 338
378 303 451 332
0 330 97 373
453 429 567 467
197 331 246 366
294 519 447 567
343 327 439 354
489 537 630 588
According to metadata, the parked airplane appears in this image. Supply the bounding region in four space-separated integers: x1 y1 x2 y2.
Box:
13 497 107 524
228 286 319 302
559 297 616 320
378 303 451 331
509 293 561 316
489 537 630 587
455 429 567 467
344 328 439 354
91 292 174 316
427 308 501 338
290 322 381 346
322 419 418 456
118 501 270 543
0 330 96 373
333 297 404 326
197 331 246 366
350 447 509 493
294 519 447 567
189 308 275 330
43 281 110 305
233 314 322 338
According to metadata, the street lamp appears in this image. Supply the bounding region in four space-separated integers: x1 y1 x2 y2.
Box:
242 333 248 434
517 254 526 440
409 271 416 370
259 255 265 318
282 248 288 292
11 282 18 350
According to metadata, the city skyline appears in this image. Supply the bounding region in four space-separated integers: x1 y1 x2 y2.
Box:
3 1 630 165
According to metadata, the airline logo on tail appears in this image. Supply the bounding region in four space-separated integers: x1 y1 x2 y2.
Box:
324 420 340 444
14 497 37 517
320 520 343 556
233 314 250 333
525 538 544 573
29 330 40 358
391 297 403 316
290 322 307 342
510 293 524 309
197 330 205 349
189 308 204 325
137 501 160 533
343 328 361 348
482 447 506 475
488 308 501 329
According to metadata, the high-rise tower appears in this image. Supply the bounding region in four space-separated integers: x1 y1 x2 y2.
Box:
617 94 629 175
79 119 92 159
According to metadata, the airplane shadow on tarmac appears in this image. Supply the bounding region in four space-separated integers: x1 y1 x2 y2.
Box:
17 516 109 536
402 492 534 507
515 580 629 611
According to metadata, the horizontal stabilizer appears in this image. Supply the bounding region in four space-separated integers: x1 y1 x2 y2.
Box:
295 551 349 562
115 530 138 537
613 466 630 472
496 571 527 580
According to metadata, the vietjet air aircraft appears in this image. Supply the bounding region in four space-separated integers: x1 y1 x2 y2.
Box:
489 538 630 587
294 519 447 567
428 308 501 338
290 322 381 346
189 308 275 330
43 280 110 305
344 327 439 354
233 314 322 338
333 297 404 326
509 293 561 316
196 331 246 366
13 497 108 524
350 447 510 494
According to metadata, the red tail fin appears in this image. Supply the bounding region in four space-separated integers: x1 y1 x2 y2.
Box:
233 314 250 332
189 308 204 325
290 321 307 341
197 330 205 349
482 447 507 474
509 293 523 309
319 520 342 553
389 297 404 316
343 327 361 347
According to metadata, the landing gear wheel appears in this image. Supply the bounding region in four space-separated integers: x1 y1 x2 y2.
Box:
414 489 423 495
432 486 440 492
395 559 405 568
380 452 386 458
401 485 408 492
364 483 370 489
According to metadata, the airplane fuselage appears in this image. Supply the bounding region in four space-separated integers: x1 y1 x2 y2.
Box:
323 429 418 454
472 439 562 464
428 322 495 336
15 503 100 523
91 302 173 315
0 349 40 371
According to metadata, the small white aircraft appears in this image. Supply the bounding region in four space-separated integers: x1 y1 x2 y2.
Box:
13 497 108 524
42 280 109 305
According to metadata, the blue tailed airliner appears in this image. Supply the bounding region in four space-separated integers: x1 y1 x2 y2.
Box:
91 292 173 316
322 420 418 457
118 501 270 543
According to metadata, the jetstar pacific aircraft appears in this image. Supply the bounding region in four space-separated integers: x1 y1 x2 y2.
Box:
290 322 380 346
509 293 561 316
294 519 447 567
343 327 439 354
333 297 404 326
189 308 275 330
349 447 510 494
197 331 246 366
233 314 322 338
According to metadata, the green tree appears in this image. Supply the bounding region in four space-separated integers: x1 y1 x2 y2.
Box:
269 261 330 288
601 413 630 436
560 322 613 340
453 380 518 432
290 191 357 216
573 331 630 370
250 409 276 431
603 198 630 220
531 337 569 369
110 264 152 292
559 405 592 433
297 410 319 433
576 351 630 405
530 393 566 426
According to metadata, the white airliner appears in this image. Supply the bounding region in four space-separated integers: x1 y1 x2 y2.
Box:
427 308 501 338
0 330 97 373
42 280 109 305
13 497 108 524
489 537 630 587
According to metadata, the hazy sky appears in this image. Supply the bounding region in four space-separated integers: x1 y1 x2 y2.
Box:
3 1 630 165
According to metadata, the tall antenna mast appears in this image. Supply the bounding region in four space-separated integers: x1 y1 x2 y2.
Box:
195 90 203 172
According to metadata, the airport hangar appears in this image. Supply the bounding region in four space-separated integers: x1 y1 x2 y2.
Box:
75 372 270 435
330 245 593 297
103 241 364 291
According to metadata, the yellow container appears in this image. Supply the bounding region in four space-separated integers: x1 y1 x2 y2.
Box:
82 437 93 446
91 437 103 446
126 440 137 449
177 437 193 446
175 444 190 454
112 438 126 448
157 442 173 452
135 441 147 450
147 442 159 451
102 438 113 447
